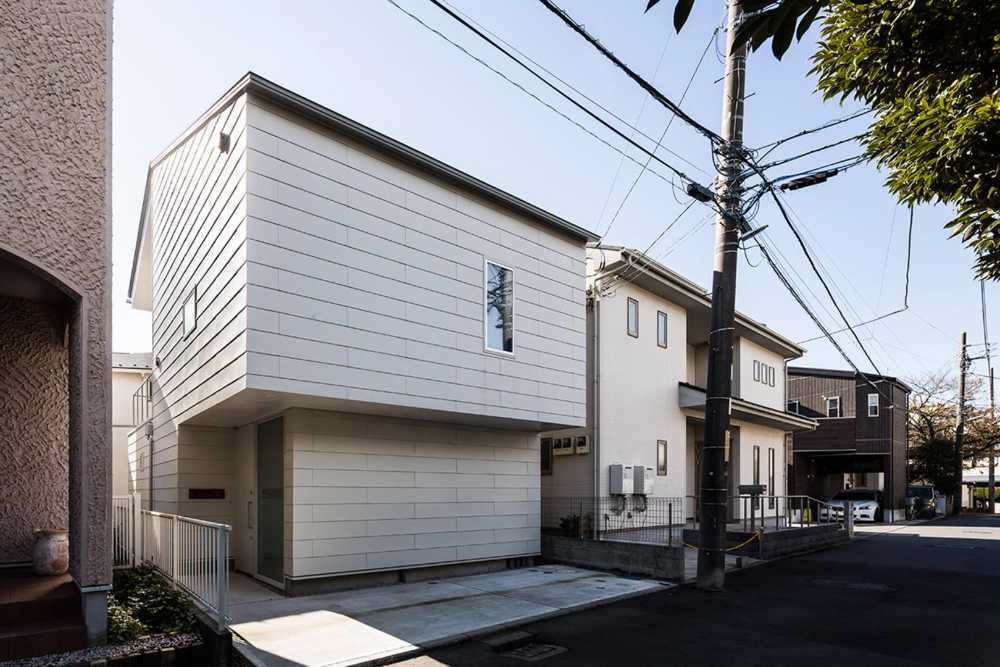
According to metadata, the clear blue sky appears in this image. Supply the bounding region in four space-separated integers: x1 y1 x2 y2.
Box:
112 0 995 393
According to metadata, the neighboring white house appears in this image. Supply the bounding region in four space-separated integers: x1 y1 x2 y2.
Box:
111 352 152 495
541 246 816 520
125 73 598 593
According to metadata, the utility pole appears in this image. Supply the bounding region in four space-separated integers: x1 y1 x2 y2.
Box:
981 280 995 511
955 332 967 516
697 0 746 591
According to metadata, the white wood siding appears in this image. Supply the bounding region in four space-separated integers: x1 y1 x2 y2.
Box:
243 99 586 428
284 410 539 579
138 94 249 511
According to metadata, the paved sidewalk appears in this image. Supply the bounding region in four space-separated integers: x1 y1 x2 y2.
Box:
230 565 667 667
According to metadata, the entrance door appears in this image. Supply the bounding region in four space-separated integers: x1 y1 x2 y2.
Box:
256 418 284 584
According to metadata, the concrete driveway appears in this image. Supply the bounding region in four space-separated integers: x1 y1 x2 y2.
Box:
396 514 1000 666
229 565 667 666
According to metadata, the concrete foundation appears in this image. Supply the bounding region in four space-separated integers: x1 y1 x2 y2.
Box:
541 535 685 581
683 524 848 559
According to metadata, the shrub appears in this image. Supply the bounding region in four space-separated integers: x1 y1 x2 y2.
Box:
107 596 148 644
111 566 197 638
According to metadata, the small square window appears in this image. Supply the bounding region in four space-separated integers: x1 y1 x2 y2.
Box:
657 311 668 348
867 393 879 417
656 440 668 476
788 400 800 414
485 261 514 353
826 396 841 418
183 288 198 339
627 297 639 338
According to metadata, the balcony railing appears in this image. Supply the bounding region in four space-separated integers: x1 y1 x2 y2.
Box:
132 376 153 426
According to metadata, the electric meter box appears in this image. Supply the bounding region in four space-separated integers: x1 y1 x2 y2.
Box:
609 464 634 496
633 466 655 496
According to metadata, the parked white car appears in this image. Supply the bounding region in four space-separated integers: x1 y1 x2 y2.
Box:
820 488 883 523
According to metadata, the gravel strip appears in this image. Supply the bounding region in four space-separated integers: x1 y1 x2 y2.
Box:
0 633 202 667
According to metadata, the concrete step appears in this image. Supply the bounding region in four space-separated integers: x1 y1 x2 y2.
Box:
0 619 87 661
0 569 86 660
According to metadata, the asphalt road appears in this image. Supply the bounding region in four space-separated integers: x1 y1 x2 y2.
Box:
394 515 1000 666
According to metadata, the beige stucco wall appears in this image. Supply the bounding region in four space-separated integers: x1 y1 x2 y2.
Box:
0 0 112 588
0 296 69 564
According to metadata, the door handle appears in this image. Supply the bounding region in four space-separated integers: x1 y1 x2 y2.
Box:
248 500 254 529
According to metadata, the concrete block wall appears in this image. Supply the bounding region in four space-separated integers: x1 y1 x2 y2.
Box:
284 409 541 579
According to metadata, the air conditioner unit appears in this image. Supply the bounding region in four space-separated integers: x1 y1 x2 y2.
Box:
633 466 655 496
609 464 634 496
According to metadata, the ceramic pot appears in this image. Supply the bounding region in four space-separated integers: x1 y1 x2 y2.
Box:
32 529 69 575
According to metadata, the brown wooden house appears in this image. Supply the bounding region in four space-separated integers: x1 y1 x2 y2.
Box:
787 367 910 521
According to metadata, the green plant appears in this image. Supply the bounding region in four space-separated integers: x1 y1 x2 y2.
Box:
107 597 148 644
112 566 197 637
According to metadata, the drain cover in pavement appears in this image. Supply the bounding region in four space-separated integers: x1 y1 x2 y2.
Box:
502 643 568 662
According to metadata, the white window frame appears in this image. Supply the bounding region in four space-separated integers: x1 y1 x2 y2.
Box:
182 287 198 339
788 400 800 414
826 396 841 418
483 259 515 356
867 392 879 417
656 440 668 476
657 311 668 348
627 297 639 338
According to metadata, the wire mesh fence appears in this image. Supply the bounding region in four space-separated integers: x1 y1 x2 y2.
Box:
541 496 688 546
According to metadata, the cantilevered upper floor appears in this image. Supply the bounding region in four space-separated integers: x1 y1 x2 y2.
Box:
128 73 598 433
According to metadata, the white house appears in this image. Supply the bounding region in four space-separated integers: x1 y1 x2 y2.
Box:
541 246 815 520
126 73 598 594
112 352 152 495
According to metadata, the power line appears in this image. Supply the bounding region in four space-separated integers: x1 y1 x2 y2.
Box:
601 25 721 240
536 0 722 144
797 206 914 344
755 134 868 172
436 0 708 177
386 0 696 199
753 109 872 160
594 31 674 234
415 0 706 189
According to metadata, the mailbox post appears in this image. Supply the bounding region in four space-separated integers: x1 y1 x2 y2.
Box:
739 484 766 532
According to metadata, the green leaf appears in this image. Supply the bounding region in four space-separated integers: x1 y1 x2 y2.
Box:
673 0 695 32
645 0 661 13
796 3 821 41
772 6 800 59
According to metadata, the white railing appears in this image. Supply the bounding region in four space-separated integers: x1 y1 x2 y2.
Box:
112 494 138 568
112 493 231 630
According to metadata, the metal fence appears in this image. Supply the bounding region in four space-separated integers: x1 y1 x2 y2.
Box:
542 494 844 548
112 493 231 630
542 496 688 546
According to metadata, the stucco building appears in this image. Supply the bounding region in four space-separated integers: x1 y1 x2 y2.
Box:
0 0 113 655
125 73 598 594
541 246 816 521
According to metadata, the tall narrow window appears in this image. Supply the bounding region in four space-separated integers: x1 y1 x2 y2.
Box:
657 311 668 348
826 396 841 418
183 288 198 339
768 448 776 508
657 440 668 476
485 261 514 353
540 438 553 476
867 393 879 417
627 297 639 338
753 445 760 485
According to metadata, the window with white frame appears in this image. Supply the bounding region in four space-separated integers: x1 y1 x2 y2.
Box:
627 297 639 338
826 396 841 418
867 392 879 417
657 440 668 476
657 311 668 348
485 261 514 353
183 288 198 339
788 400 800 414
